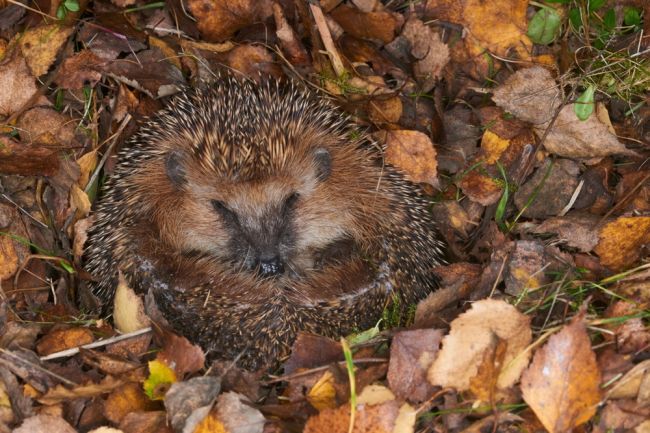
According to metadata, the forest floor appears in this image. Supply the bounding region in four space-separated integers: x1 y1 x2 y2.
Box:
0 0 649 432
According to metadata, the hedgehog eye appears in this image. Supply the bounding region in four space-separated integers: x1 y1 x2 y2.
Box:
211 200 237 222
284 192 300 211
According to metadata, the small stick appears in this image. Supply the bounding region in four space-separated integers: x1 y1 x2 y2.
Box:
309 2 346 77
39 326 152 361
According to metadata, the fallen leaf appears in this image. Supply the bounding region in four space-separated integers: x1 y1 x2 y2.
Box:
156 327 206 378
38 375 126 405
13 414 76 433
215 392 265 433
387 329 443 403
119 411 172 433
0 52 40 116
0 204 29 281
401 17 449 92
532 213 601 253
143 359 177 400
165 376 221 432
521 309 601 433
504 240 548 296
606 359 650 400
492 66 634 159
55 50 104 90
105 48 185 98
284 333 343 374
458 171 503 206
35 327 95 356
186 0 266 42
17 107 76 147
18 24 73 77
0 135 59 176
595 216 650 271
428 299 532 392
103 382 157 425
307 371 337 410
330 4 401 44
113 272 150 334
383 130 438 187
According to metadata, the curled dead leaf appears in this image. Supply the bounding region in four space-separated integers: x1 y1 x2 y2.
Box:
383 130 439 187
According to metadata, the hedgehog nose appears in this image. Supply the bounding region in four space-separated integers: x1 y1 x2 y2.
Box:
258 256 284 277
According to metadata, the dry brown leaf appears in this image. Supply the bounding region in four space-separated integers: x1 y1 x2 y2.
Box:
304 398 402 433
387 329 443 403
0 204 29 281
227 44 280 79
77 150 98 190
532 213 601 253
505 240 548 296
595 216 650 271
383 130 438 187
428 299 532 392
35 327 95 356
541 104 636 159
521 309 601 433
165 376 222 432
38 375 126 405
329 4 401 44
0 52 40 116
186 0 268 42
18 24 74 77
119 411 172 433
215 392 265 433
156 327 206 378
113 272 151 334
17 107 76 147
0 135 60 176
13 414 77 433
401 17 449 92
55 50 104 90
606 359 650 400
492 66 633 159
458 171 502 206
70 184 92 217
103 382 157 425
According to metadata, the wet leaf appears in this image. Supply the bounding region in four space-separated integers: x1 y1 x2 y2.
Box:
521 309 601 433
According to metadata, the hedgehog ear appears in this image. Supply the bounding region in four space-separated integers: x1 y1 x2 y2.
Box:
313 148 331 182
165 151 186 188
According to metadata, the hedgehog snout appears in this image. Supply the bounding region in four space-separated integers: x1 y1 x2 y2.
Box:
255 255 285 277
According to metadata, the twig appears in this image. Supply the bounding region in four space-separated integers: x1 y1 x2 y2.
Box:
39 326 152 361
0 348 77 386
309 2 346 77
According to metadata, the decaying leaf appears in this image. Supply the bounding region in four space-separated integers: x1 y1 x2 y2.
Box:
165 376 221 432
492 66 634 159
35 327 95 356
103 382 158 425
330 4 401 44
186 0 267 42
383 130 438 187
401 17 449 92
521 309 601 433
0 52 41 116
428 299 532 393
595 216 650 271
18 24 74 77
13 414 77 433
387 329 443 403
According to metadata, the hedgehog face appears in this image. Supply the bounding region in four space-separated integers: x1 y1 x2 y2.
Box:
161 145 356 278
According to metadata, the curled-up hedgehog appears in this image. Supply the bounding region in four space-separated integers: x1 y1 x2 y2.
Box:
84 76 446 369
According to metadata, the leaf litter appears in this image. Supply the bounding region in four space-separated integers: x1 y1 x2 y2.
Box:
0 0 648 432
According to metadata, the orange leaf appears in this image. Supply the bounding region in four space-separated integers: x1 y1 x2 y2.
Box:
521 309 601 433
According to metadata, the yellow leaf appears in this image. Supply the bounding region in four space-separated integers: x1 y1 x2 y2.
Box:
307 371 337 410
595 217 650 271
19 24 74 77
144 359 177 400
481 130 511 164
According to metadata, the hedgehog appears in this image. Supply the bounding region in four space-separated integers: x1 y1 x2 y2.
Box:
83 75 446 370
